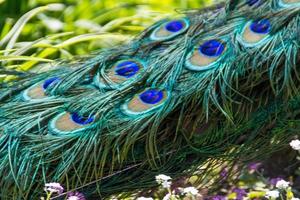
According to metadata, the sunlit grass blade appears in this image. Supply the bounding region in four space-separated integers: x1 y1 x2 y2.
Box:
18 33 131 71
0 4 65 55
0 55 52 62
11 32 74 56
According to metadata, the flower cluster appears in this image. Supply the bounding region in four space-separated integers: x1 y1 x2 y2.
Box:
232 188 247 200
276 180 289 190
137 174 200 200
42 182 85 200
265 190 280 199
155 174 172 189
269 177 284 186
67 191 86 200
42 139 300 200
290 139 300 151
183 187 199 196
44 182 64 194
265 179 294 199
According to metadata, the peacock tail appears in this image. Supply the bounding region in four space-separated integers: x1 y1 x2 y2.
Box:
1 0 300 198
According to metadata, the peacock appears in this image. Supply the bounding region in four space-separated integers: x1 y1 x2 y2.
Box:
1 0 300 199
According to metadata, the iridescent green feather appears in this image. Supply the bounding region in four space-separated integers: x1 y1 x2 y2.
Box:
1 0 300 199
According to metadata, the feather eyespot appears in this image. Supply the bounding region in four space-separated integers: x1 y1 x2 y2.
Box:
278 0 300 7
150 19 189 41
198 40 225 57
121 88 169 116
49 112 95 135
185 39 226 71
139 89 164 104
71 113 94 125
94 60 145 89
165 21 184 32
43 77 60 90
250 19 271 34
238 19 271 47
115 61 140 78
22 77 60 101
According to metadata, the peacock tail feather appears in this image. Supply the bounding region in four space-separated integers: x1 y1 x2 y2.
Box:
1 0 300 198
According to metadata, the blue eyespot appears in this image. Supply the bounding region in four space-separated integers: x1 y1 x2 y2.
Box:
43 77 60 90
139 89 164 104
185 39 226 71
71 113 94 125
198 40 225 57
250 19 271 34
165 20 184 32
49 112 96 135
115 61 140 78
150 18 189 41
94 59 145 89
120 88 169 116
246 0 261 6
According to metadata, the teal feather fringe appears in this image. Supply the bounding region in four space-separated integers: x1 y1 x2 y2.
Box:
1 1 300 199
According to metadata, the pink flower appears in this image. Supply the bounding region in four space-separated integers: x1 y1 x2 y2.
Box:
248 162 262 171
269 178 283 186
67 191 86 200
44 182 64 194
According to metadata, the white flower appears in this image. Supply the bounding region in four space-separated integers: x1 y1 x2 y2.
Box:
162 181 171 189
290 140 300 150
183 187 199 195
162 193 171 200
155 174 171 183
46 188 60 193
137 197 153 200
265 190 280 199
276 179 289 189
156 174 172 188
291 198 300 200
67 197 80 200
44 182 64 194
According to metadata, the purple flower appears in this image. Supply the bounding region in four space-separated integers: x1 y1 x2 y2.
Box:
211 195 226 200
67 191 86 200
269 177 283 186
44 182 64 194
248 162 262 171
220 168 228 180
232 188 247 200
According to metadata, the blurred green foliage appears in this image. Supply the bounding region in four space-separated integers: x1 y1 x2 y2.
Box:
0 0 212 81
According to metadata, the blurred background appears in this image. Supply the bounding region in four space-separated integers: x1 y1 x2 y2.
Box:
0 0 214 82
